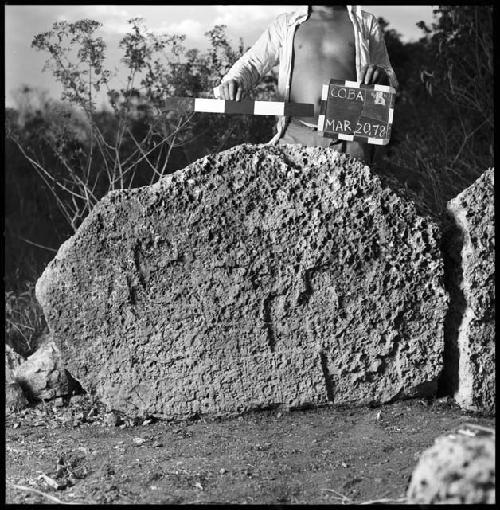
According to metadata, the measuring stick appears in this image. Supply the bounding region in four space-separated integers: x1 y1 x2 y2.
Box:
160 97 314 117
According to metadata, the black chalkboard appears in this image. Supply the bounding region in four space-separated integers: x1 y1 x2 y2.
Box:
318 80 396 145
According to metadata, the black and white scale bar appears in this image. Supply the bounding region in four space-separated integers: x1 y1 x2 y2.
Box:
161 97 314 117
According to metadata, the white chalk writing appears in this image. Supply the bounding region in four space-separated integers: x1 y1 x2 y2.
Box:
330 87 364 101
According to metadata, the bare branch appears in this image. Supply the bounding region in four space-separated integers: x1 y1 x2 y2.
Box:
8 233 58 253
9 135 87 202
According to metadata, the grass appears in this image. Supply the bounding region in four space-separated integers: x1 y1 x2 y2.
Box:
5 280 47 357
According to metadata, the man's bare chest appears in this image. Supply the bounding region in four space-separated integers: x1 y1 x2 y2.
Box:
293 18 355 63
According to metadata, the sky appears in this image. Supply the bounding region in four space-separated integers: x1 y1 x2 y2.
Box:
5 5 435 108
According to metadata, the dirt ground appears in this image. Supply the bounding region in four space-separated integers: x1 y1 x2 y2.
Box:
5 395 494 505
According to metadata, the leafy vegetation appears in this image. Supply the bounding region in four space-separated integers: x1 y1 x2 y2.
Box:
5 18 275 289
379 6 493 210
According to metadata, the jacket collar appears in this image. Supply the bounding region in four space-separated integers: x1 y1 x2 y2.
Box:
288 5 360 26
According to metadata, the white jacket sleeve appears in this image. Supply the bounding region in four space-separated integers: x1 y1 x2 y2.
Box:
368 16 399 90
214 15 283 97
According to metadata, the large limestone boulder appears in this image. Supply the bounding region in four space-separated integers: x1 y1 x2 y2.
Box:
407 429 495 504
36 144 448 418
444 168 495 414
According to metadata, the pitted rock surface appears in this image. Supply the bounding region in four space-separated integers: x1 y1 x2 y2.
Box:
36 144 447 418
447 168 495 414
407 432 495 504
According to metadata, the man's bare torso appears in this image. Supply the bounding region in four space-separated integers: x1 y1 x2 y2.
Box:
289 6 356 123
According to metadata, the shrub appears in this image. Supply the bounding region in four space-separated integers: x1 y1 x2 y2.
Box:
5 282 47 357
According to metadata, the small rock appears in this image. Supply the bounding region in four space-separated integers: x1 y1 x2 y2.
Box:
39 473 67 490
257 442 272 451
5 345 26 382
341 462 348 468
53 397 65 407
71 395 85 404
104 411 121 427
152 441 163 448
457 423 495 437
220 468 227 475
436 396 451 404
61 411 73 423
133 437 147 445
408 433 495 504
13 341 76 401
6 381 29 413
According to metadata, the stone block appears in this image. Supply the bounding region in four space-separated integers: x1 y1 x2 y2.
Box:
36 144 448 418
444 168 495 413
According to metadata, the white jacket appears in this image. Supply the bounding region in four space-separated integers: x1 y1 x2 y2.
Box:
216 6 398 143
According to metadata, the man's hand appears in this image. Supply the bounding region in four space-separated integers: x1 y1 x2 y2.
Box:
360 64 389 86
217 79 244 100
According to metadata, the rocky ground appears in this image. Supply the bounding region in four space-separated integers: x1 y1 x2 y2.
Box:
5 395 494 505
